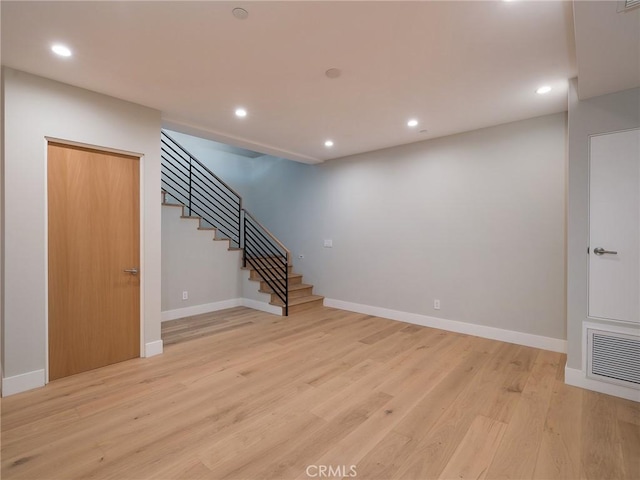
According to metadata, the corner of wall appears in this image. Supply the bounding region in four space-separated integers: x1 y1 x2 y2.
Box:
2 369 45 397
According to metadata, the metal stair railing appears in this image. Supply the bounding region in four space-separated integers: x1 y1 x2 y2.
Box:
161 130 290 315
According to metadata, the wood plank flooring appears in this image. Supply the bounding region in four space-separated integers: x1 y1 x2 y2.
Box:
2 306 639 480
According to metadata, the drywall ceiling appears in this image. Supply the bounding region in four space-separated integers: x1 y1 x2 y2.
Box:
573 1 640 100
1 1 576 163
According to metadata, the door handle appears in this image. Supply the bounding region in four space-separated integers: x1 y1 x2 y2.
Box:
594 247 617 256
123 267 139 275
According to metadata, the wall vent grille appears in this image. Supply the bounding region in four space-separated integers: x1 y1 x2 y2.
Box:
619 0 640 12
587 329 640 389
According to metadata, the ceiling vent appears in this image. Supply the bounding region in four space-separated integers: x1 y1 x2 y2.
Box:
587 328 640 389
618 0 640 12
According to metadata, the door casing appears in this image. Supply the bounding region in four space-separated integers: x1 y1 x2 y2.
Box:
587 127 640 325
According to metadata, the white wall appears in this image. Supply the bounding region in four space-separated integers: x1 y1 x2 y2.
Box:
161 204 242 316
566 82 640 369
172 113 567 345
2 69 162 392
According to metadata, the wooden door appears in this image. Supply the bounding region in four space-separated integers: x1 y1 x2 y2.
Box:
588 129 640 323
48 142 140 380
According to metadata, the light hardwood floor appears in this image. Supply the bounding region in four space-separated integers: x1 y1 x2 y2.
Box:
2 307 639 480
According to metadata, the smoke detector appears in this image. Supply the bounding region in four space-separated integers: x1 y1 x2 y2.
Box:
325 68 342 79
232 8 249 19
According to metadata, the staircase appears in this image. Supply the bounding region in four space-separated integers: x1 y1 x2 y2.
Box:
242 259 324 315
161 131 323 316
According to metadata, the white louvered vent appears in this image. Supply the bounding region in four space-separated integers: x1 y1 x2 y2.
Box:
618 0 640 12
587 329 640 389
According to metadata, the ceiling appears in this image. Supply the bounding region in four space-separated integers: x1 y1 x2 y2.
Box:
573 0 640 100
0 1 633 164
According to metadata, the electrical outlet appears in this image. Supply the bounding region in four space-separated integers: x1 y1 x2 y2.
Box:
182 291 188 300
434 299 441 310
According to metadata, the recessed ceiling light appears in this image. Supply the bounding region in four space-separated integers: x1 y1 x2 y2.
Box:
232 8 249 19
51 44 72 57
324 140 334 148
235 108 247 118
407 119 419 127
536 85 552 95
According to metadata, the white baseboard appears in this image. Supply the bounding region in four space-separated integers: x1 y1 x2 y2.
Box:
162 297 281 322
2 369 46 397
565 366 640 402
161 298 242 322
241 298 282 316
324 298 567 353
145 340 164 358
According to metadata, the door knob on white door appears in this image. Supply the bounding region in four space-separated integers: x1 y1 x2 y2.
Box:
123 267 139 275
594 247 617 256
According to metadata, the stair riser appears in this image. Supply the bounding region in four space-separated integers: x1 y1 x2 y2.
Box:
249 266 293 280
260 276 302 291
271 287 313 303
285 298 324 315
288 286 314 299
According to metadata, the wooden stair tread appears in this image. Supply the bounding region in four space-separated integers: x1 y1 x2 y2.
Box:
252 272 302 281
270 295 324 307
259 283 312 294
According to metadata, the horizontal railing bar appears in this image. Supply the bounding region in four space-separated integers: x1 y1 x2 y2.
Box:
161 157 190 184
244 229 287 263
189 161 242 206
189 186 240 225
244 243 286 280
243 210 291 261
160 143 190 167
245 245 288 283
245 259 287 303
245 229 285 264
162 175 238 230
245 261 287 298
161 145 241 211
244 228 286 260
187 162 241 208
245 252 286 282
162 131 243 202
161 182 239 243
162 152 241 213
244 221 286 257
161 170 192 202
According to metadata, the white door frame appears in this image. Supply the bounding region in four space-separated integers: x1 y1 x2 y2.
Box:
586 127 640 326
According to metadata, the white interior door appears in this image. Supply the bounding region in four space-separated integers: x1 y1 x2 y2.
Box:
588 129 640 323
